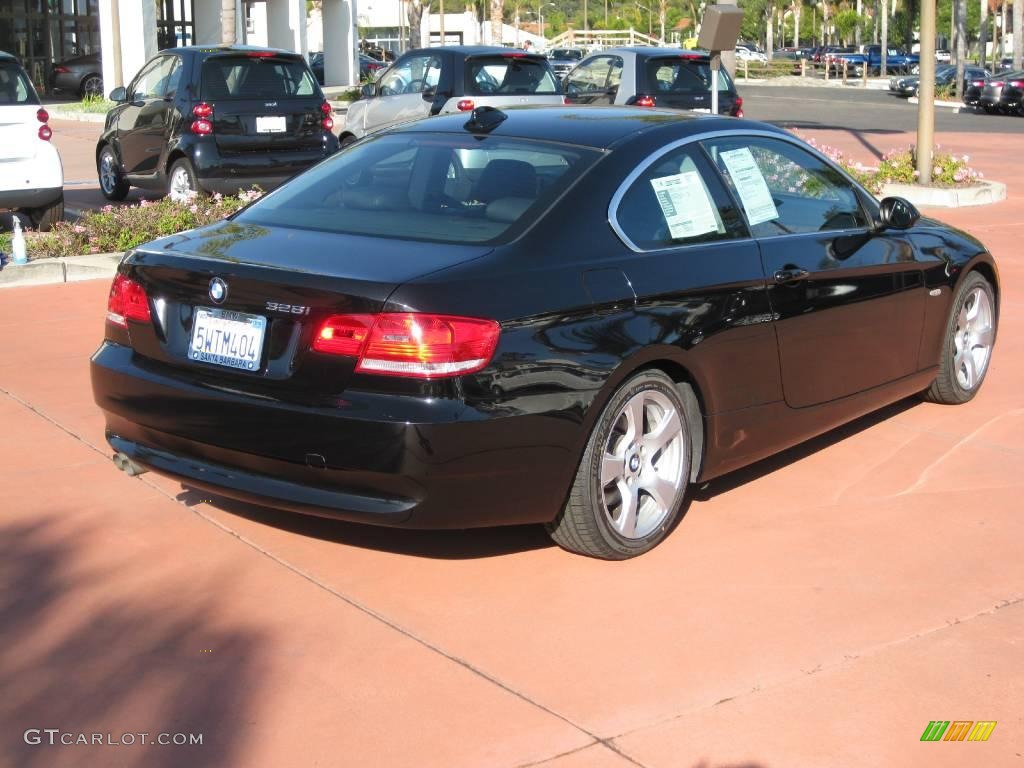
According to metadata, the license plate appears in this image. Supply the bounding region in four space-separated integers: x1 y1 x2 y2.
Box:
189 308 267 371
690 108 711 114
256 115 287 133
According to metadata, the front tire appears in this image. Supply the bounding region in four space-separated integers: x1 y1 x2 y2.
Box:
923 272 997 404
98 145 130 201
80 73 103 99
547 370 694 559
27 193 64 231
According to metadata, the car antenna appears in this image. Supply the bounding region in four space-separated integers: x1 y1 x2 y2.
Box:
464 106 507 133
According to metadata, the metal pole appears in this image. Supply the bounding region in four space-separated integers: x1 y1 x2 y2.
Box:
440 0 445 44
917 0 936 185
711 53 720 114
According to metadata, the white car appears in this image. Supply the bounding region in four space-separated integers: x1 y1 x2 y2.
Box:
735 46 768 64
1 52 64 230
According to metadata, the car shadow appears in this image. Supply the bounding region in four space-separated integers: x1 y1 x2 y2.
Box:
173 488 556 560
692 395 921 501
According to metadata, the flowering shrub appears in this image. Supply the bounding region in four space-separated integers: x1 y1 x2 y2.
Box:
875 146 982 188
790 136 883 194
7 188 263 261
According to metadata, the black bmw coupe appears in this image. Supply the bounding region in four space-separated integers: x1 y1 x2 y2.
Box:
91 107 999 559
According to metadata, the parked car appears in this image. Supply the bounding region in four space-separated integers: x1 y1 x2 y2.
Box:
993 57 1014 73
564 47 743 116
935 49 952 63
49 51 103 98
888 64 987 97
309 51 385 85
839 45 920 76
0 51 64 230
90 105 1000 558
979 70 1024 114
547 47 584 80
735 44 768 64
820 46 857 72
340 46 563 145
95 45 339 201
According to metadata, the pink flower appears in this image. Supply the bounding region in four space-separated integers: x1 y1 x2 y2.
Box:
190 203 199 213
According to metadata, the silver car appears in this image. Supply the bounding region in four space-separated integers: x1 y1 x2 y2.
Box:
340 46 564 145
49 51 103 98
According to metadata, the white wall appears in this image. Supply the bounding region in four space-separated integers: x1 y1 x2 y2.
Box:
98 0 158 91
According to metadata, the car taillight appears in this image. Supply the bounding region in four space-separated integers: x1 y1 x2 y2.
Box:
971 80 985 86
313 313 500 378
192 102 213 118
247 51 276 58
191 102 214 134
1010 80 1024 87
457 99 475 111
36 107 51 140
53 65 70 74
320 100 334 130
730 96 744 118
633 95 656 107
106 274 151 327
191 119 213 135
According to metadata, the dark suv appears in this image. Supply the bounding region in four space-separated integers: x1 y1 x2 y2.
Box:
96 45 339 201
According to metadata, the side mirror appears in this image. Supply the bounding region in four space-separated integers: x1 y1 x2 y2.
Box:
875 196 920 231
109 86 127 103
421 87 435 101
360 83 375 99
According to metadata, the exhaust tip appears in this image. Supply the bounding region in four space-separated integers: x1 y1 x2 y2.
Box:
113 451 147 477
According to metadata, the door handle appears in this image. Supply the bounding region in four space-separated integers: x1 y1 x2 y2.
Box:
774 267 810 284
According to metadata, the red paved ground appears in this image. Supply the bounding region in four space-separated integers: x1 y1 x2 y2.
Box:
1 123 1022 767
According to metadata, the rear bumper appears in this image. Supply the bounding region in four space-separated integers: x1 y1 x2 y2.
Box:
189 136 339 194
91 341 579 529
0 186 62 211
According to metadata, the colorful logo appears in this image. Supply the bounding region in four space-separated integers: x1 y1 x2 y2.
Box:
921 721 997 742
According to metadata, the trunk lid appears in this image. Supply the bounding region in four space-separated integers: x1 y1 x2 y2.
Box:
119 221 493 397
200 53 326 153
0 105 41 161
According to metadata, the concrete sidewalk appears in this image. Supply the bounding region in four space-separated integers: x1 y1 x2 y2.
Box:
2 128 1023 767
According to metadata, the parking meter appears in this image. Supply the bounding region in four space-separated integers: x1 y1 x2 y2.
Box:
697 5 745 115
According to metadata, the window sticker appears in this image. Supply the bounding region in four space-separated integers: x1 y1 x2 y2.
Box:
649 171 720 240
719 147 779 226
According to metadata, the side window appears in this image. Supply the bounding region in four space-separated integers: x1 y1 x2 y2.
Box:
378 54 432 96
566 56 611 94
606 56 623 90
703 137 868 237
614 145 747 251
157 56 183 98
131 58 168 100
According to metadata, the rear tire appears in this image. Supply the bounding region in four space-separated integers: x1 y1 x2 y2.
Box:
27 194 64 231
98 145 130 201
340 133 357 148
923 271 997 405
80 73 103 99
167 158 201 200
546 370 694 559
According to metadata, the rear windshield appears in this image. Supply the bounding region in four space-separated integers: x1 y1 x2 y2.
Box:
466 56 559 96
643 58 733 94
0 61 39 105
551 49 583 60
201 55 318 100
235 133 600 245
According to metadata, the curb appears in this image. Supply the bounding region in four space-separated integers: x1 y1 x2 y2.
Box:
907 97 966 111
0 252 121 289
880 179 1007 208
47 109 107 123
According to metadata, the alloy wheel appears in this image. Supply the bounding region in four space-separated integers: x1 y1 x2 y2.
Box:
953 286 994 391
99 151 118 195
82 75 103 98
169 167 195 200
599 389 687 540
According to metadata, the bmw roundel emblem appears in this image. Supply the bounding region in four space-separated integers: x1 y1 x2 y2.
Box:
209 277 228 304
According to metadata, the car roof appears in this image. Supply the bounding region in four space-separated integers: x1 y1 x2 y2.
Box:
406 45 539 57
596 47 711 58
0 50 19 62
392 106 785 150
167 45 303 57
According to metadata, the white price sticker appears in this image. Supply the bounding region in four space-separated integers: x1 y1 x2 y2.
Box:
719 147 779 226
649 171 721 241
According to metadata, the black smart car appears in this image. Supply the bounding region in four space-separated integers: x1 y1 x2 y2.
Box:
96 45 339 201
563 48 743 116
91 107 999 559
